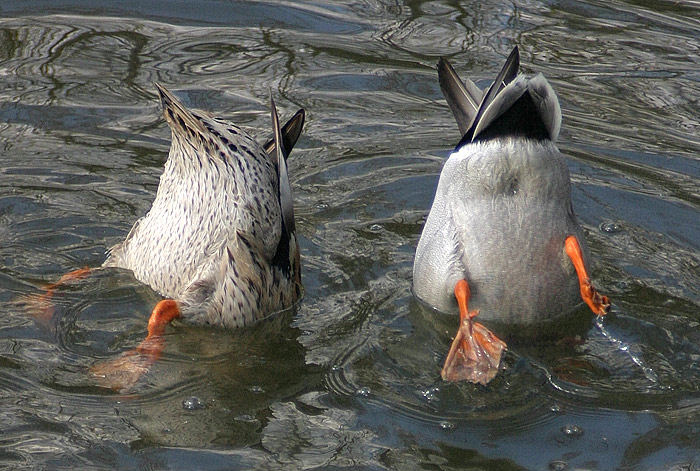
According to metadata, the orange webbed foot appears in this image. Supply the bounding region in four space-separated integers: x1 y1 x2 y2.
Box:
90 299 180 392
89 343 159 392
20 267 92 326
564 236 611 316
441 280 507 385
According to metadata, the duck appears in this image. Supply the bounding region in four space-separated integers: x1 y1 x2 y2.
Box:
413 46 610 385
65 85 305 389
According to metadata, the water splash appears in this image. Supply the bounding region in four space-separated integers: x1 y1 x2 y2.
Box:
594 316 659 385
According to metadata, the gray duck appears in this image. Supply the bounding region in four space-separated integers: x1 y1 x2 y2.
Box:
413 47 610 384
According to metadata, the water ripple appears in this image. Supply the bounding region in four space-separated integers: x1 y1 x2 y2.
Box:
0 1 698 469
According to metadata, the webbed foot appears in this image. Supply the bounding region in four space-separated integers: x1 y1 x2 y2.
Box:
441 280 506 385
20 267 91 326
90 299 180 392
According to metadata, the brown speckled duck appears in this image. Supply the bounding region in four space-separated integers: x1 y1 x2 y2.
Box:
103 85 303 328
48 85 304 389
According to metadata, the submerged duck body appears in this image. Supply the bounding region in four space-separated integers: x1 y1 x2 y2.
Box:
413 47 609 383
104 85 304 328
413 97 585 323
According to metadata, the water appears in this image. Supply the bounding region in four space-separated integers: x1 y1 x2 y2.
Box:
0 1 698 469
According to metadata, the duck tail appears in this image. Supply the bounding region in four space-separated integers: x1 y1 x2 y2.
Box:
154 83 208 136
441 47 561 150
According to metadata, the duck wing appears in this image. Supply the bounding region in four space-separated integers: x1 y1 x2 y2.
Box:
469 46 520 132
270 95 296 236
263 109 305 162
437 58 484 135
451 46 519 147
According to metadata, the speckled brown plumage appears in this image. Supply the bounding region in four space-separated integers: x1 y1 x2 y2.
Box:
104 84 303 328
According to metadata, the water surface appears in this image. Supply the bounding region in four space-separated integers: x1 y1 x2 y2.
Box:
0 1 698 469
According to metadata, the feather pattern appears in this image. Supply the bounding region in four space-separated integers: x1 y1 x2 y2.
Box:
104 84 303 327
437 57 483 135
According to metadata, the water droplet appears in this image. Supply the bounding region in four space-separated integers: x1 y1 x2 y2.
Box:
439 421 455 431
182 396 205 410
355 387 371 397
550 403 561 413
599 222 622 233
369 224 382 232
249 385 264 394
331 364 342 372
549 460 568 470
561 424 583 438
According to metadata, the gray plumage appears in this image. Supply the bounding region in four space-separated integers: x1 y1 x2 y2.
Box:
104 84 303 328
413 47 590 323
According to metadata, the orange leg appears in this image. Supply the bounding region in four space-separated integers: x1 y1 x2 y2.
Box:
564 236 610 316
90 299 181 392
21 267 91 325
441 279 507 385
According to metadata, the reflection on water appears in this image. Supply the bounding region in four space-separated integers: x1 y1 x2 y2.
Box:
0 0 698 469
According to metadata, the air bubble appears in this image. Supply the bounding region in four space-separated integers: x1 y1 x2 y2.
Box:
549 460 568 470
561 424 583 438
439 421 455 431
182 396 205 410
600 222 622 233
421 386 440 402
